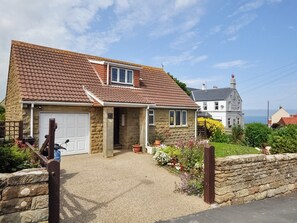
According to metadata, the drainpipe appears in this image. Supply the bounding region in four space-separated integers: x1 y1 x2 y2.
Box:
107 63 110 85
145 106 149 148
30 103 34 137
195 109 198 139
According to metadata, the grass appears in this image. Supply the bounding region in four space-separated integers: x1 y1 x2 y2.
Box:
210 142 260 158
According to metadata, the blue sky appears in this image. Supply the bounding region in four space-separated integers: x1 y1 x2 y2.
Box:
0 0 296 110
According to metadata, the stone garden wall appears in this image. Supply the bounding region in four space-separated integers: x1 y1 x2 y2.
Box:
0 168 48 222
215 153 297 206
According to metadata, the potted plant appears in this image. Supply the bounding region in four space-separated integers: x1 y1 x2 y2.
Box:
132 144 142 153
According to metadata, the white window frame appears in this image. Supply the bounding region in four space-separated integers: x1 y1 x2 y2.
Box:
175 110 181 126
169 110 187 127
148 109 154 126
169 110 175 127
215 101 219 110
111 67 134 85
181 110 187 126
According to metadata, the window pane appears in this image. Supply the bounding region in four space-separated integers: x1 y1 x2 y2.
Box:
112 68 118 82
149 116 154 124
176 111 181 126
127 70 133 84
169 111 175 126
182 111 187 125
149 110 154 115
119 69 125 82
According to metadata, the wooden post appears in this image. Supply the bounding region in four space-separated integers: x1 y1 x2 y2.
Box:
18 121 23 140
48 119 56 159
47 159 60 223
204 145 215 204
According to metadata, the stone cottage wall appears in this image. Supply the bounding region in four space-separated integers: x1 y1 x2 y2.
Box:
0 168 49 222
215 154 297 206
148 109 196 145
5 54 22 122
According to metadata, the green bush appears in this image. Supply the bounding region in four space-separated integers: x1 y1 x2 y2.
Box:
232 125 244 144
0 105 4 121
210 129 231 143
245 123 271 147
269 125 297 154
0 144 35 173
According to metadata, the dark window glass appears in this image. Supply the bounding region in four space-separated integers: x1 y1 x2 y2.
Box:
176 111 181 126
112 68 118 82
119 69 125 82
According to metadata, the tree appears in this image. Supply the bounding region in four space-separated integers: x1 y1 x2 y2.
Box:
167 73 191 96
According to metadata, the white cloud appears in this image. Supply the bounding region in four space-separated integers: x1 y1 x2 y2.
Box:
154 52 208 66
229 0 282 17
225 14 257 36
213 60 249 69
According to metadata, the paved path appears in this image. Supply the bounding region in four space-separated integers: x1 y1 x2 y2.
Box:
60 151 209 223
161 192 297 223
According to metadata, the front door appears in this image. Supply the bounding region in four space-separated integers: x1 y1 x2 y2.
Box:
114 108 120 145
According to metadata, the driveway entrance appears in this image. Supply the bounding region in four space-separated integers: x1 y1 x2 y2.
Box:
60 151 209 222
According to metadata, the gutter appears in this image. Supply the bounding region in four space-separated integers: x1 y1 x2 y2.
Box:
22 101 93 106
145 106 149 148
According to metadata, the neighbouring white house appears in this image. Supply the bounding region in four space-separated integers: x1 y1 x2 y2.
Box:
270 106 290 126
191 75 244 128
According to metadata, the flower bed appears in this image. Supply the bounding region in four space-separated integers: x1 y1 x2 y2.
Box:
153 139 206 196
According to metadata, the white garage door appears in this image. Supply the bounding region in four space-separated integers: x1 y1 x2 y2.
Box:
39 113 90 156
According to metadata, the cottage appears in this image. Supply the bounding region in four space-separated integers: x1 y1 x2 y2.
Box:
191 75 243 128
270 106 290 126
5 41 198 157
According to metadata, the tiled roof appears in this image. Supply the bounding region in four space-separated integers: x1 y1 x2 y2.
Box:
10 41 198 108
191 88 234 101
278 116 297 125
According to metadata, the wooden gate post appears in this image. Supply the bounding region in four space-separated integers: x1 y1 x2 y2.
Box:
47 159 60 223
18 121 23 140
204 145 215 204
48 119 56 159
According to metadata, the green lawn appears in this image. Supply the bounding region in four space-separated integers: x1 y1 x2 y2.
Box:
210 142 260 158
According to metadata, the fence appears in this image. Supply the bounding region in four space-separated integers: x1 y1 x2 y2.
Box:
26 118 60 223
197 120 207 138
0 121 23 142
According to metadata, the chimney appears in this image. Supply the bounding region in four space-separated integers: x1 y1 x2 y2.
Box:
202 83 206 90
230 74 236 89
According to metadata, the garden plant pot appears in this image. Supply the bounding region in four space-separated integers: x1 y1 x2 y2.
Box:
154 139 161 146
133 144 142 153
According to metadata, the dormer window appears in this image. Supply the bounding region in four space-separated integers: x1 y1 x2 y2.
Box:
111 67 134 85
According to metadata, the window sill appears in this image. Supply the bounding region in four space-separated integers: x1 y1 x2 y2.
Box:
169 125 188 128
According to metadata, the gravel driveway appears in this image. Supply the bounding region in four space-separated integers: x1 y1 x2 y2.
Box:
60 151 209 223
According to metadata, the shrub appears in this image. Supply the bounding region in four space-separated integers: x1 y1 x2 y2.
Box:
153 150 171 166
0 144 35 173
245 123 271 147
210 128 231 143
175 172 203 196
269 125 297 154
198 117 224 136
232 125 244 143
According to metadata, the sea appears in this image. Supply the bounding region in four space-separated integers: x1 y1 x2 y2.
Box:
244 109 297 124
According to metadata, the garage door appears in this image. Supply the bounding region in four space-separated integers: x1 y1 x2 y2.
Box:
39 113 90 156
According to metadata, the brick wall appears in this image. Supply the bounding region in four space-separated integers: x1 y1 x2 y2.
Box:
148 109 196 145
5 55 22 122
22 105 103 153
0 168 49 222
215 154 297 206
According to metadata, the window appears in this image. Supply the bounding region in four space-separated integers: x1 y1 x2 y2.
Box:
203 102 207 110
148 109 154 126
228 118 231 127
169 110 175 126
182 110 187 126
237 118 240 125
169 110 187 127
176 110 181 126
215 102 219 110
111 67 134 85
